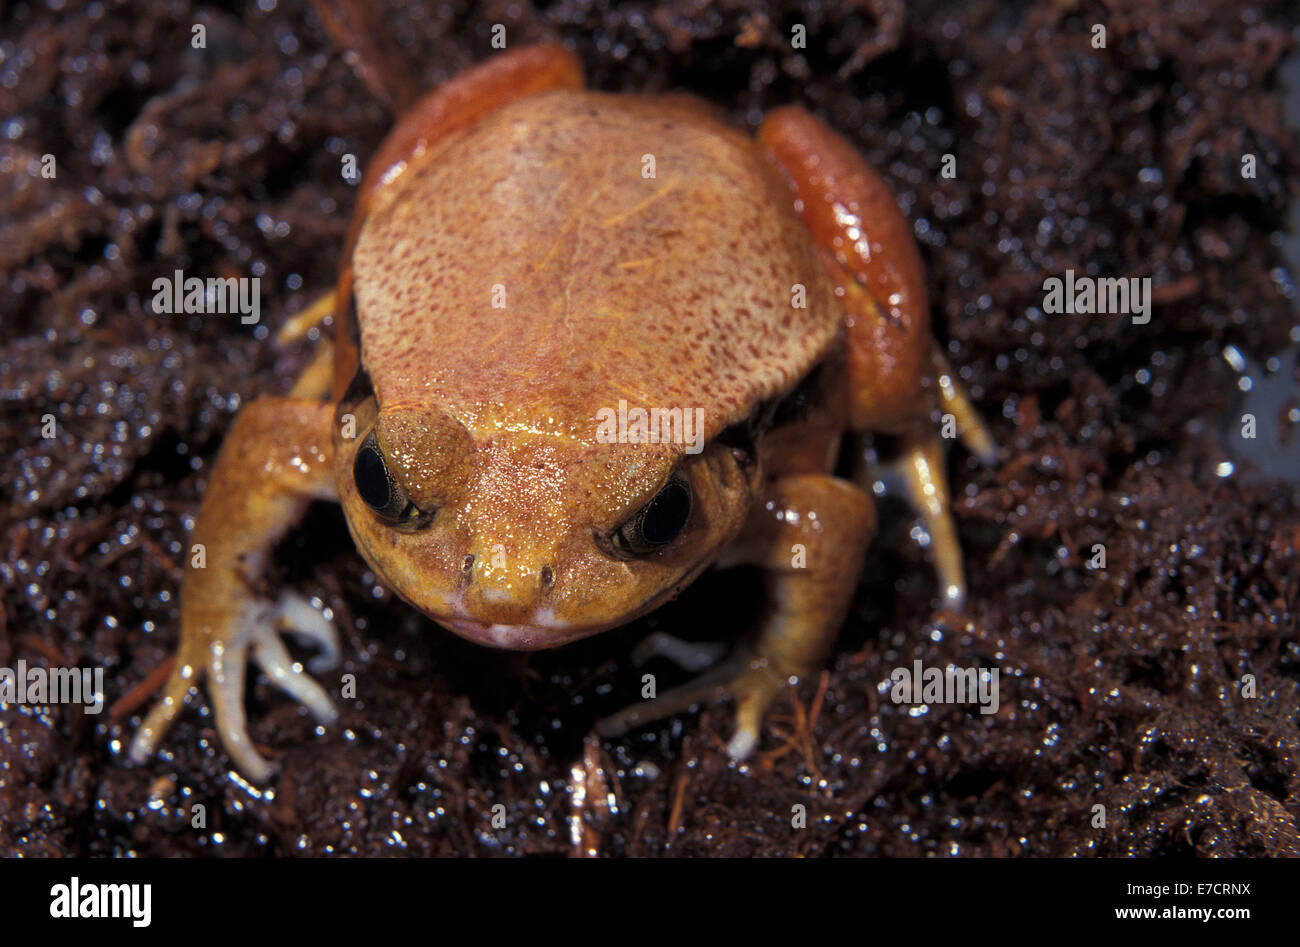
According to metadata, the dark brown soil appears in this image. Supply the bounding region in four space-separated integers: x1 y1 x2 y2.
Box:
2 0 1298 857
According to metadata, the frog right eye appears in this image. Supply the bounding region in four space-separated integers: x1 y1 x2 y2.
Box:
354 433 425 525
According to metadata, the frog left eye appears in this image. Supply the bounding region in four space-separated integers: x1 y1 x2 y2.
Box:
354 433 424 525
612 476 692 557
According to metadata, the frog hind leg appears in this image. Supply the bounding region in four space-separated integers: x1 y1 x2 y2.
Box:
758 106 995 611
598 475 875 759
128 398 341 782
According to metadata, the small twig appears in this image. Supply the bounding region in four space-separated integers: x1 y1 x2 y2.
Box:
108 656 174 722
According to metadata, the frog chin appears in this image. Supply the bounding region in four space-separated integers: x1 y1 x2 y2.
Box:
435 612 615 650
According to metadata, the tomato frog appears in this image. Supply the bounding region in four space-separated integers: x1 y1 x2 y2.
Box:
128 43 995 781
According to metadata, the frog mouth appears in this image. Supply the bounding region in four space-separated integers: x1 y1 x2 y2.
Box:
436 613 606 650
431 565 711 651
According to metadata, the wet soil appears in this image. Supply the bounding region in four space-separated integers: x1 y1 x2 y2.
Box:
1 0 1298 856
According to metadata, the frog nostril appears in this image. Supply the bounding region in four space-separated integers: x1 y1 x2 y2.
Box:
462 554 475 574
540 565 555 591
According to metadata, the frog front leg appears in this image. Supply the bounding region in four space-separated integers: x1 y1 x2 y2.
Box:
128 397 340 781
598 474 875 759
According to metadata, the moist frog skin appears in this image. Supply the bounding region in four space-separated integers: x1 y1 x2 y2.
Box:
129 45 995 782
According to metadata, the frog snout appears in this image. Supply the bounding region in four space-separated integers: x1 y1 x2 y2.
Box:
456 546 557 624
471 569 552 608
441 556 580 649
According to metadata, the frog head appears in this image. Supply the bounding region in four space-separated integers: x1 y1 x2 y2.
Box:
336 400 752 649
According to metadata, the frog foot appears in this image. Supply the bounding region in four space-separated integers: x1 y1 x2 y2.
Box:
854 431 972 611
129 592 340 782
595 648 787 760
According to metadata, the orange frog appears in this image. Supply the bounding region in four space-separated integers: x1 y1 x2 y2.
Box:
129 44 994 781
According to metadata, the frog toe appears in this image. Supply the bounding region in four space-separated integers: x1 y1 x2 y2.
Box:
269 591 341 675
940 581 966 611
250 597 340 728
630 631 727 672
208 636 272 780
856 433 969 611
723 663 788 760
596 650 785 761
128 653 203 766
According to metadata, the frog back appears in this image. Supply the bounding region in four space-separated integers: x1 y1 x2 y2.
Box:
350 89 841 449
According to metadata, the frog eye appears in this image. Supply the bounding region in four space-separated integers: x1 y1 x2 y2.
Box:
612 476 692 557
354 433 423 524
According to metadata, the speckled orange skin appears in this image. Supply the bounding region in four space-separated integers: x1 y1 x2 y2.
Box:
130 45 991 780
340 87 844 648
